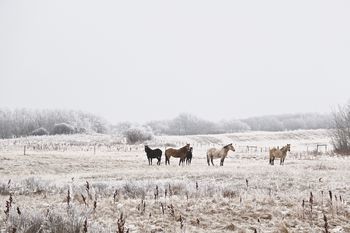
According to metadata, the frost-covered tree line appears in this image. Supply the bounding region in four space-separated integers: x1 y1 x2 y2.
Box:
114 113 332 136
0 108 332 139
0 108 108 138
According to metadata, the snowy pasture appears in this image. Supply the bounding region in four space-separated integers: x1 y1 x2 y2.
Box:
0 130 349 232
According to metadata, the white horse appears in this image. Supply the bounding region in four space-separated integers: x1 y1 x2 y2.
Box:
207 143 235 166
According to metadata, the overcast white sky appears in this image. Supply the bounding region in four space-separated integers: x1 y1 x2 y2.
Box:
1 1 349 123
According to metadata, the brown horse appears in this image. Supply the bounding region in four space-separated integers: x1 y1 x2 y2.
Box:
165 144 191 165
269 144 290 165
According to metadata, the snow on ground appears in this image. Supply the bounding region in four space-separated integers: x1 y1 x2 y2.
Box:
0 130 349 232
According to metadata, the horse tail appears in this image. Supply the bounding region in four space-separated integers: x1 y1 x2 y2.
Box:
165 149 170 164
269 149 273 164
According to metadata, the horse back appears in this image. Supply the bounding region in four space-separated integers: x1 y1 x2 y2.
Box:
155 148 162 156
270 148 282 158
166 148 185 158
207 148 221 158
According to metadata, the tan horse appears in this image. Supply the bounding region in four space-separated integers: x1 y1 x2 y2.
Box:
207 143 235 166
269 144 290 165
165 144 191 165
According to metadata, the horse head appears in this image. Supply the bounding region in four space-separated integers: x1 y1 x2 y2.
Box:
224 143 235 152
286 144 291 152
185 143 191 151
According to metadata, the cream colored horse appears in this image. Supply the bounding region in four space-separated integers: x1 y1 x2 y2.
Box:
269 144 290 165
207 143 235 166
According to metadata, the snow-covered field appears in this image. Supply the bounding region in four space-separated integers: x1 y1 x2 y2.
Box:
0 129 349 232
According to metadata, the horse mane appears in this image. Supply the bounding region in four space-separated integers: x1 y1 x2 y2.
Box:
179 145 189 152
280 145 289 153
145 145 152 152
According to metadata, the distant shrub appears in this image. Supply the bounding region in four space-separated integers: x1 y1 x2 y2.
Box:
123 127 153 144
52 123 75 135
74 127 87 134
31 127 49 136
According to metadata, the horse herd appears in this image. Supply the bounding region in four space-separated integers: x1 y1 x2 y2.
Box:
144 143 291 166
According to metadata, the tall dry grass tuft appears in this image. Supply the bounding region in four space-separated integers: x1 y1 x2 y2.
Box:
309 192 314 218
137 199 146 215
323 214 329 233
154 185 159 201
83 218 88 233
4 200 10 221
161 203 165 215
67 189 71 207
302 200 305 219
93 200 97 212
9 194 13 207
168 184 173 196
168 204 175 218
81 194 87 206
179 215 184 230
113 189 118 203
117 213 128 233
86 181 92 199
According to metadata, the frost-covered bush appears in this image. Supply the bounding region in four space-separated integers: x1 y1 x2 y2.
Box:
31 127 49 136
52 123 75 135
331 102 350 155
123 126 153 144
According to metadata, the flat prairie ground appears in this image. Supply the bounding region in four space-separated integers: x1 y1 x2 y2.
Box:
0 130 349 233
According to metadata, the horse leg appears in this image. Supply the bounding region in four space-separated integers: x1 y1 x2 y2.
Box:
220 158 224 166
207 156 210 166
148 157 151 165
211 157 214 166
179 158 184 166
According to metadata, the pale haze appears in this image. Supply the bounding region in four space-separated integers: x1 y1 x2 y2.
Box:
1 1 349 123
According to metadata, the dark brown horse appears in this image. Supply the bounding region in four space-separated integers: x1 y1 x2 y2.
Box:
165 144 191 165
144 145 162 165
